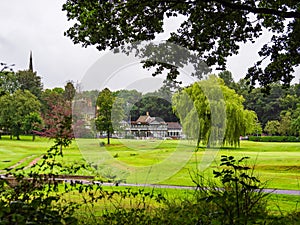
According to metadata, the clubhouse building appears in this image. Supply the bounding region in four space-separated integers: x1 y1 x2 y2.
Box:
124 112 183 139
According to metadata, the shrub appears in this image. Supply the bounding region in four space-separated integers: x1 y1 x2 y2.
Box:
249 136 300 142
205 155 269 224
150 156 270 225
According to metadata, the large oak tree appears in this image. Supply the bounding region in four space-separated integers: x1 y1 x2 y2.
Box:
63 0 300 89
0 90 41 140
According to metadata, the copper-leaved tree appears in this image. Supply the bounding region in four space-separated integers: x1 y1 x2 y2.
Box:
36 91 74 153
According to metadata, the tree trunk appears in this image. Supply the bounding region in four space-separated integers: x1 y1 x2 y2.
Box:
107 130 110 145
32 134 35 141
197 130 201 149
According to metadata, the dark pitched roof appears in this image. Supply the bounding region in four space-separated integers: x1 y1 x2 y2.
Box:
136 115 151 123
167 122 182 129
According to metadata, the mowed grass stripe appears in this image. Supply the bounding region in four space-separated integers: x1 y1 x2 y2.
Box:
1 137 300 190
0 136 52 169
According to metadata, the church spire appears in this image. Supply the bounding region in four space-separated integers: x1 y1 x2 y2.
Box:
29 51 33 72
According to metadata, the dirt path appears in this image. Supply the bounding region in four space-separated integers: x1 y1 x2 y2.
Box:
24 156 43 170
0 155 35 172
0 155 43 172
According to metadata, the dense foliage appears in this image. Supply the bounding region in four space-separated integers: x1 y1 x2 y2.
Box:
172 75 258 147
0 90 41 140
0 65 299 140
249 135 300 142
0 68 76 141
222 71 300 136
15 70 43 99
63 0 300 90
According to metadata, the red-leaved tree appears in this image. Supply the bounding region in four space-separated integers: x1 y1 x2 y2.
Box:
35 96 74 154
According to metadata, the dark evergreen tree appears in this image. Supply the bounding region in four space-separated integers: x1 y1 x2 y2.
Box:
64 81 76 102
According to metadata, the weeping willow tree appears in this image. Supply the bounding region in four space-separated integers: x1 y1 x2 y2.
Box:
172 75 257 148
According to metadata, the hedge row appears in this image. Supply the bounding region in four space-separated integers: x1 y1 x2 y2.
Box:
249 136 300 142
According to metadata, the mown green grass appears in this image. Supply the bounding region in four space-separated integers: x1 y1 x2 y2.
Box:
1 137 300 191
83 139 300 190
1 136 299 215
268 193 300 214
0 136 53 170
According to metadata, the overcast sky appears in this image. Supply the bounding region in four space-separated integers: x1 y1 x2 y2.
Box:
1 1 298 90
0 0 100 89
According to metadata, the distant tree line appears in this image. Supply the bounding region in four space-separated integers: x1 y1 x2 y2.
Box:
219 71 300 136
0 65 75 141
1 60 299 143
74 71 300 147
75 77 258 147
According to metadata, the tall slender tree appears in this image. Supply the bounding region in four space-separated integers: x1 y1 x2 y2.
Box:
64 81 76 102
95 88 124 144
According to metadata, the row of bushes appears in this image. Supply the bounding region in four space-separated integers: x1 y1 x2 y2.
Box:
249 136 300 142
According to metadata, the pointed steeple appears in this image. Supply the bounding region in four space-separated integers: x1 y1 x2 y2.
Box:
29 51 33 72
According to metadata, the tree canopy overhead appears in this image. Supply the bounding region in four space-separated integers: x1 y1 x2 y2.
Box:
63 0 300 89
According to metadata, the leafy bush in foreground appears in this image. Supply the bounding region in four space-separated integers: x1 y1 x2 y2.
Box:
149 156 269 225
86 156 270 225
